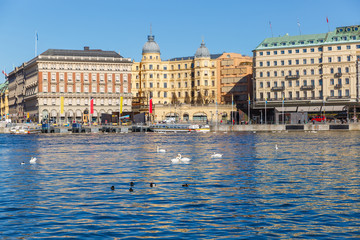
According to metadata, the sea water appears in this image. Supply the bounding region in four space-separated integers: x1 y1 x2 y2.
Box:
0 131 359 239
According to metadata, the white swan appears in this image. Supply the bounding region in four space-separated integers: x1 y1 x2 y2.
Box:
30 157 37 164
177 154 191 162
211 152 223 158
171 155 181 163
157 146 166 153
171 154 190 163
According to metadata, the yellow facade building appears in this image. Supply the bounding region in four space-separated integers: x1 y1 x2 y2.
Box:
131 33 251 123
0 81 9 121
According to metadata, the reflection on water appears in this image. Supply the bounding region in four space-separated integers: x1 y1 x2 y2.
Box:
0 132 359 239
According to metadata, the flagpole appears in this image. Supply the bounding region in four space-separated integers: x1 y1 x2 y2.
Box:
265 98 267 125
35 31 38 57
248 93 251 124
326 17 330 32
282 97 285 125
232 93 234 125
269 21 273 37
297 18 301 35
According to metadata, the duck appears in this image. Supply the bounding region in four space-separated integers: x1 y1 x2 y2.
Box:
150 182 156 187
130 182 134 186
110 186 115 191
182 184 189 187
129 187 134 192
30 157 37 164
20 161 25 165
157 146 166 153
211 152 223 158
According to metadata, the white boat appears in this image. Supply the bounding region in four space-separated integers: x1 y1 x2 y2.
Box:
10 125 42 134
150 123 210 132
189 124 210 132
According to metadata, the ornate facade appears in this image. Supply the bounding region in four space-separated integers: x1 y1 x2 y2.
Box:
131 34 240 123
8 47 132 123
253 25 360 122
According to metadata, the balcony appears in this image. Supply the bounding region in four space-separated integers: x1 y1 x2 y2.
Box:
334 73 342 78
334 84 342 89
271 86 285 92
300 85 315 91
285 75 300 80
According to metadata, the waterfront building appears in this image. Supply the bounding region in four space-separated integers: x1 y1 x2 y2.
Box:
7 47 132 123
216 53 252 112
131 33 248 123
0 81 9 120
253 25 360 123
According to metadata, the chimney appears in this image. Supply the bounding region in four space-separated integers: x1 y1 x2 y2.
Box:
84 46 90 51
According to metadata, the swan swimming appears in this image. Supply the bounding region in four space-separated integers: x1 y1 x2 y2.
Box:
211 152 223 158
171 154 190 163
157 146 166 153
177 154 190 162
30 157 37 164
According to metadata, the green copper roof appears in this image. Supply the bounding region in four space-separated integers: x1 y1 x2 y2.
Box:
255 25 360 50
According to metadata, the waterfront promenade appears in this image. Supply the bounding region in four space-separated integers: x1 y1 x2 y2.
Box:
1 121 360 133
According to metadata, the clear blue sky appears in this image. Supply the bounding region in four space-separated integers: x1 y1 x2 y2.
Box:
1 0 359 83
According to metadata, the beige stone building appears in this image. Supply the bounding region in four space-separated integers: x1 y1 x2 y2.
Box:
131 34 245 123
253 25 360 123
7 47 132 123
216 53 252 111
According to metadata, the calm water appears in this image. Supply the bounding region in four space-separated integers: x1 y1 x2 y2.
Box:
0 131 359 239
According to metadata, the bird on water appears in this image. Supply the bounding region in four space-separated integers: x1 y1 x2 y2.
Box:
111 186 115 191
30 157 37 164
150 182 156 187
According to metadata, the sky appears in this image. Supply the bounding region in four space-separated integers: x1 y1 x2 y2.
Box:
0 0 359 83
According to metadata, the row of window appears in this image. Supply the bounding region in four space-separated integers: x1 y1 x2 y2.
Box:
42 85 128 93
259 78 350 88
43 72 128 82
43 98 127 106
136 90 216 98
137 71 215 80
41 63 131 71
259 67 350 78
259 89 350 100
135 80 216 89
137 61 215 71
258 55 352 67
257 44 360 55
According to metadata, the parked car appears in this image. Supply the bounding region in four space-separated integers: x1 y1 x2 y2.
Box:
310 116 326 122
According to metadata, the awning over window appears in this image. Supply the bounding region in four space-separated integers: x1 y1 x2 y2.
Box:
322 105 346 112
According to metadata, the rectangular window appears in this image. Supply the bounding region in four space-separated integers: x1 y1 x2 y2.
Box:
345 78 350 84
164 83 167 88
267 61 270 66
288 81 292 87
303 49 307 53
328 46 332 51
274 51 277 55
68 86 73 92
266 51 270 55
328 57 332 63
311 59 314 64
345 89 350 96
330 79 334 85
281 50 285 54
296 60 299 65
310 48 314 52
260 82 263 88
347 45 351 50
295 49 299 53
337 46 341 50
281 60 284 66
338 57 341 62
288 50 292 54
303 59 307 64
288 60 292 65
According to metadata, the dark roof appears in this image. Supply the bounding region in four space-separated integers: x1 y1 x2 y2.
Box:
40 48 124 58
168 54 222 61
